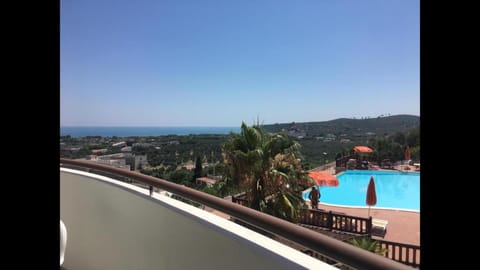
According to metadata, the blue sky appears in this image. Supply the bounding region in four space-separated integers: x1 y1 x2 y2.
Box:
61 0 419 127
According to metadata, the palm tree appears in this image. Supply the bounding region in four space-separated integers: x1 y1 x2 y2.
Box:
222 122 311 222
346 236 387 256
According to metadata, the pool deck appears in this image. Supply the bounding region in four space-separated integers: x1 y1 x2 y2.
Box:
207 165 420 248
208 200 420 247
309 202 420 246
309 165 420 246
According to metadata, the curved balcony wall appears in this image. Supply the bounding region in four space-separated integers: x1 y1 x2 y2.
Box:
60 168 336 270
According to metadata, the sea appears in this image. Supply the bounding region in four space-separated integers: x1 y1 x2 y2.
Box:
60 126 241 137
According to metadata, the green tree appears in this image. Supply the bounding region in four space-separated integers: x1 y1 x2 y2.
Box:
222 122 311 222
410 145 420 162
406 128 420 147
168 169 193 186
392 131 406 145
346 236 387 256
193 156 203 182
370 137 404 163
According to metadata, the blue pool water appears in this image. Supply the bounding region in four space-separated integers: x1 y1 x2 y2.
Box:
303 170 420 211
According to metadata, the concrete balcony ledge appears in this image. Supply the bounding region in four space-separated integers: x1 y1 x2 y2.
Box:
61 168 337 270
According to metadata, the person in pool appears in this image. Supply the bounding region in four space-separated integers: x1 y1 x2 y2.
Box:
309 186 320 210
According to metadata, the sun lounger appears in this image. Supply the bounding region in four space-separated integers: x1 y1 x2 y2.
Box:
371 218 388 237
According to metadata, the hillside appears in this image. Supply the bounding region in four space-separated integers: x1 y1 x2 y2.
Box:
263 115 419 137
61 115 420 170
261 115 419 168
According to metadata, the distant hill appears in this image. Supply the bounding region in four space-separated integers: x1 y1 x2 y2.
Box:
263 115 419 137
60 114 420 171
261 115 419 168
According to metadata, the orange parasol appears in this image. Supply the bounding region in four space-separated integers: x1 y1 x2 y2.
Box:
308 171 339 187
353 146 373 153
366 176 377 217
404 145 411 161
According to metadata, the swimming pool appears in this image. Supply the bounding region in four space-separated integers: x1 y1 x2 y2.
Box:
303 170 420 211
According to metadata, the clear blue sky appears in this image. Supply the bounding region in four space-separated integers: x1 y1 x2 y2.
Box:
61 0 419 127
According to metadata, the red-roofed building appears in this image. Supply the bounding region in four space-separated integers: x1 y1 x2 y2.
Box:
91 149 108 154
196 177 217 187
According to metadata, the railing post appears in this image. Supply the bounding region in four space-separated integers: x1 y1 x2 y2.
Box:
328 211 333 231
367 216 372 237
313 210 319 226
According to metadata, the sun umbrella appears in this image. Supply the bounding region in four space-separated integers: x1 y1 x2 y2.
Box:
366 176 377 217
308 171 339 187
353 146 373 153
404 145 411 161
353 146 374 167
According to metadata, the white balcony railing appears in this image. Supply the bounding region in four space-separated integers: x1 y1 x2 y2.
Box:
61 168 336 270
60 158 415 270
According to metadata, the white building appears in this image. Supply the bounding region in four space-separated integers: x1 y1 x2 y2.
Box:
112 141 127 148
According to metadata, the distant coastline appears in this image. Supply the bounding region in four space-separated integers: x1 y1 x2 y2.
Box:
60 126 240 137
61 115 419 138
